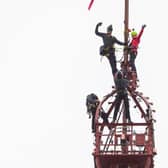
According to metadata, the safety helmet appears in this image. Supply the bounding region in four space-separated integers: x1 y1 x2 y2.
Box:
107 25 113 32
116 71 123 79
131 31 137 37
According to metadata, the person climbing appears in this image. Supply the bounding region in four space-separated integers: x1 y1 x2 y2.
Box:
95 22 127 76
112 71 132 123
128 25 146 77
86 93 109 133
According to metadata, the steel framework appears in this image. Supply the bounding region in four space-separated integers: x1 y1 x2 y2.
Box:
93 88 156 168
90 1 157 167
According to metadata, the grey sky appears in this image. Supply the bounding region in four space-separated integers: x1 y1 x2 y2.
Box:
0 0 166 167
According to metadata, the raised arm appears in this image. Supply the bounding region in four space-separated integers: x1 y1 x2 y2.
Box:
137 24 146 40
95 22 105 37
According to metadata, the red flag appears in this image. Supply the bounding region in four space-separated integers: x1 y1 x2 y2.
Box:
88 0 94 10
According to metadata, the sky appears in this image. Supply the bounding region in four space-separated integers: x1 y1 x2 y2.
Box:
0 0 167 167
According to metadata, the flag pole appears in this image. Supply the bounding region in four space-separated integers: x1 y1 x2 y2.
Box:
124 0 129 65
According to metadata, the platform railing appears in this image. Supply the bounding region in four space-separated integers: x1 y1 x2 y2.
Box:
94 122 155 156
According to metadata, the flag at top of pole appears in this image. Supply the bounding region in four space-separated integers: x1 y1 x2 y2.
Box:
88 0 94 10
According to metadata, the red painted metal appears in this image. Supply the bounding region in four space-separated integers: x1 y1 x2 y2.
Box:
91 66 157 167
89 0 156 167
88 0 94 10
92 89 156 168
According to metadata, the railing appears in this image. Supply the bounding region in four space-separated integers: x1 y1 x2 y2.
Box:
94 122 155 156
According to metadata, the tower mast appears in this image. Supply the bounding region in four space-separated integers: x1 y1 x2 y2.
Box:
124 0 129 65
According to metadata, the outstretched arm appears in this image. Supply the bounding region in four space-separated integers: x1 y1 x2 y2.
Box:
114 37 127 46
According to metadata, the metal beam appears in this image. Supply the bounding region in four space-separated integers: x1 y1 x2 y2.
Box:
124 0 129 65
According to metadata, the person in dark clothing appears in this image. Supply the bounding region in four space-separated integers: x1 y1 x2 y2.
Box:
112 71 132 123
95 22 127 76
86 93 109 133
86 93 99 133
128 25 146 77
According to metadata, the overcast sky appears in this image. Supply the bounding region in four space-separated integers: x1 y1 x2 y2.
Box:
0 0 167 167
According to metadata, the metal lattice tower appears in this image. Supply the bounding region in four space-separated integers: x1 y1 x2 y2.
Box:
91 1 157 168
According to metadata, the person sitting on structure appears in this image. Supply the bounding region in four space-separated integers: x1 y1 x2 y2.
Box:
112 71 132 123
95 22 127 76
128 25 146 77
86 93 109 133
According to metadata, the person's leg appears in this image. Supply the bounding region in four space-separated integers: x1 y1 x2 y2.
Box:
123 95 131 122
113 96 122 122
91 111 96 132
101 111 108 123
101 111 111 130
107 53 118 76
130 52 137 73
